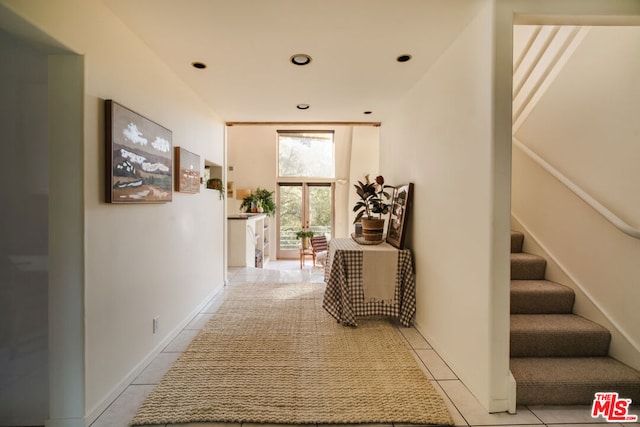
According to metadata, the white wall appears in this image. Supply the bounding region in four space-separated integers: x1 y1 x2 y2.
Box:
380 1 512 412
348 126 381 230
512 25 640 369
2 1 226 425
517 26 640 228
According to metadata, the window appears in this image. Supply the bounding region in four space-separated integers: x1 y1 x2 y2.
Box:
277 131 334 178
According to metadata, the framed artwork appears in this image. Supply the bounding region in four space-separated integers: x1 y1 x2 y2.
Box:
105 100 173 203
386 183 414 249
175 147 201 193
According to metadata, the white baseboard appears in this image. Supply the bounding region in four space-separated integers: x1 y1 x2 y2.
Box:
46 417 86 427
508 371 517 414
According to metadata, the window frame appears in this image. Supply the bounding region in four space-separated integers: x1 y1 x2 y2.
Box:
276 130 336 179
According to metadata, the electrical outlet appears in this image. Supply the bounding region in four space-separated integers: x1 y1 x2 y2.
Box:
152 316 159 334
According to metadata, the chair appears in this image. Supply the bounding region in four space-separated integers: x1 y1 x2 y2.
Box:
310 235 329 267
299 247 314 269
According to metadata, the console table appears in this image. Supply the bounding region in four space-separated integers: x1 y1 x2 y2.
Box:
322 237 415 327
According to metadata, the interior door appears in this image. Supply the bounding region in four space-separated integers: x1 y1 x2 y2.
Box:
277 183 333 259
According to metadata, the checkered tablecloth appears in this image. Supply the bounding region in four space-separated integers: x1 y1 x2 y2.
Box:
322 237 416 327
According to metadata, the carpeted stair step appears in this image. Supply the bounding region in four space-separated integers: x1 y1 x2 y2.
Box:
511 314 611 357
511 252 546 280
510 280 575 314
510 357 640 405
511 230 524 253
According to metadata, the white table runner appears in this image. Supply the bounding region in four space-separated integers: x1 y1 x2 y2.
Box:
362 243 398 303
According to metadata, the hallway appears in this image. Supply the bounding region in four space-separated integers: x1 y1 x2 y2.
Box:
89 261 637 427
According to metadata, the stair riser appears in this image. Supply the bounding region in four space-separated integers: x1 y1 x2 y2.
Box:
510 357 640 406
511 332 611 357
511 261 546 280
510 295 574 314
511 232 524 253
516 383 640 406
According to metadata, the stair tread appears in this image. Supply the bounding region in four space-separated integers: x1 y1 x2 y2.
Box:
511 252 546 262
511 357 640 385
510 314 610 357
511 357 640 405
511 314 610 334
510 279 573 295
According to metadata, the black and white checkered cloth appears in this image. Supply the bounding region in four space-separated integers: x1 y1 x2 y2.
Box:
322 238 416 327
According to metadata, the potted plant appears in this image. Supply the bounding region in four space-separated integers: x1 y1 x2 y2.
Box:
295 230 315 249
240 188 276 216
254 188 276 216
353 174 392 241
206 178 224 200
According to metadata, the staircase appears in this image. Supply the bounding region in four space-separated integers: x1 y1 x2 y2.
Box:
509 230 640 405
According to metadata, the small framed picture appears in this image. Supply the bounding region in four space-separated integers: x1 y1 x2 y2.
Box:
174 147 201 193
386 183 413 249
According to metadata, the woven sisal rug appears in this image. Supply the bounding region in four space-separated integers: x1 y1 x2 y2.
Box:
130 282 454 425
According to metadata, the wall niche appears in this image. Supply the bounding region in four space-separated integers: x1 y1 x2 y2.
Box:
204 161 230 199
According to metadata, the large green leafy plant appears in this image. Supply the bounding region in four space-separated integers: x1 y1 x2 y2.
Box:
352 175 391 223
240 187 276 216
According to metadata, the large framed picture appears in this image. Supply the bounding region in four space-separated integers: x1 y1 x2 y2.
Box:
174 147 201 193
105 100 173 203
386 183 413 249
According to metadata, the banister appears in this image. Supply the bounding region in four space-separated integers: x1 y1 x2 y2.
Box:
513 137 640 240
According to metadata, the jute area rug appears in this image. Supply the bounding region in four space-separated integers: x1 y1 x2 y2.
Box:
131 282 454 425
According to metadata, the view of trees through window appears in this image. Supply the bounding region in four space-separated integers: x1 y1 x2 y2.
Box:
277 131 334 256
278 131 334 178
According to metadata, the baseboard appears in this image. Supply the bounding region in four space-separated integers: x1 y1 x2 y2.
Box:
84 284 224 426
46 417 85 427
508 371 517 414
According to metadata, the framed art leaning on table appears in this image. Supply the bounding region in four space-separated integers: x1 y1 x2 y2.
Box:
386 183 413 249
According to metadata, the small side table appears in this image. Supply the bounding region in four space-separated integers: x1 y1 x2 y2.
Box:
299 247 315 269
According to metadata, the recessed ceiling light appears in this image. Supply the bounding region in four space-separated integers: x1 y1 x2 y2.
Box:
290 54 312 66
396 54 412 63
192 62 207 69
296 104 310 110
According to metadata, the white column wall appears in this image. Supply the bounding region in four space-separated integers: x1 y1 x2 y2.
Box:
380 1 511 412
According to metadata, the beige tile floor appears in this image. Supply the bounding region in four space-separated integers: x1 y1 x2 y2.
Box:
90 260 639 427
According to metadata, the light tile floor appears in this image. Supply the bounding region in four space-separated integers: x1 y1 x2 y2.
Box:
91 260 639 427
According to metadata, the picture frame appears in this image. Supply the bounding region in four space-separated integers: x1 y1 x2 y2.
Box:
174 147 201 193
105 100 173 203
386 183 414 249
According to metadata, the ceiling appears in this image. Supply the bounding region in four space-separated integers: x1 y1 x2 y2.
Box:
102 0 482 123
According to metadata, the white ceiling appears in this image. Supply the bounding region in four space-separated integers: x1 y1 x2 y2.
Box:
102 0 482 123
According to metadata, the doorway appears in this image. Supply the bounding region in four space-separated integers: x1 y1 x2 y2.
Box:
0 29 50 426
276 182 334 259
